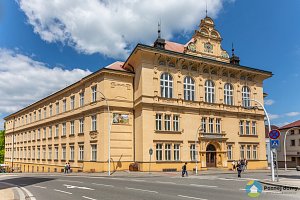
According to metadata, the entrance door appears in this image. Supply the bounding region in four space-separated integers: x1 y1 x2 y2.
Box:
206 144 216 167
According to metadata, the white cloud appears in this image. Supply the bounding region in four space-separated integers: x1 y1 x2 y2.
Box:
0 48 91 123
268 114 280 120
285 112 300 117
18 0 232 59
276 121 290 128
264 99 275 106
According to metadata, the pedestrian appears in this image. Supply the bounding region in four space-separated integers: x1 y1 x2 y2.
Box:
182 162 188 177
244 159 248 171
64 163 68 174
67 162 71 173
241 159 245 172
232 160 236 171
237 161 242 178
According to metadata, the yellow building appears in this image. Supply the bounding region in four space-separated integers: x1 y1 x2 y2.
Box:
4 17 272 173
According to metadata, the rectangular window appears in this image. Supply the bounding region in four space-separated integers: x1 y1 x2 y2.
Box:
227 145 232 160
246 121 250 135
55 125 59 137
32 147 35 159
70 146 74 160
62 146 66 160
209 118 214 133
38 110 41 120
70 121 74 135
56 102 59 114
70 96 75 110
48 147 52 160
79 118 84 133
42 147 46 159
92 86 97 102
156 144 162 161
37 129 41 140
201 118 206 133
173 115 179 131
34 112 36 121
240 145 245 159
190 144 196 161
247 145 251 159
62 123 66 136
165 144 171 161
239 121 244 135
37 148 40 159
252 121 257 135
29 114 32 123
291 140 295 146
253 145 257 160
174 144 180 161
54 147 58 160
216 118 221 133
49 126 52 138
164 115 171 131
79 145 84 160
91 115 97 131
44 107 47 118
80 92 84 107
63 99 67 112
91 144 97 161
49 105 53 116
155 114 162 131
43 127 46 139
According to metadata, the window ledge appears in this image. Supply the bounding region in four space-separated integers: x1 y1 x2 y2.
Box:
239 134 258 137
78 133 84 136
61 135 66 138
155 130 182 134
77 160 84 163
155 161 182 163
69 134 75 137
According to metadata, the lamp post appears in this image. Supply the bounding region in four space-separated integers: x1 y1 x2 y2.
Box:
195 126 202 175
11 117 15 172
283 127 294 171
247 99 275 182
97 91 111 176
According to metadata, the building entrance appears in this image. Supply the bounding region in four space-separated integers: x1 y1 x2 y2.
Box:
206 144 216 167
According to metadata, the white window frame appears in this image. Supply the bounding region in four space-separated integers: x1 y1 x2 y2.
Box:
227 145 232 160
91 115 97 131
79 118 84 133
174 144 180 161
63 99 67 112
62 123 66 136
205 80 215 103
164 115 171 131
49 126 52 138
216 118 221 133
184 76 195 101
79 145 84 160
70 96 75 110
253 145 257 160
91 144 97 161
48 146 52 160
165 144 171 161
246 121 250 135
247 145 251 159
56 102 59 114
173 115 179 131
242 86 250 107
62 146 66 160
224 83 233 105
209 118 214 133
239 121 244 135
70 121 75 135
54 147 58 160
80 92 84 107
155 114 162 131
160 73 173 98
252 121 257 135
190 144 196 161
92 86 97 102
55 125 59 137
70 146 74 160
240 145 245 159
156 144 162 161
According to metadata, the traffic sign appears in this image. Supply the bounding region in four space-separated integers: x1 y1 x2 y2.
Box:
149 148 153 155
269 129 280 140
271 139 280 149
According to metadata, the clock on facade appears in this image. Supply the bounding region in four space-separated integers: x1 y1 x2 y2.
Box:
204 42 213 53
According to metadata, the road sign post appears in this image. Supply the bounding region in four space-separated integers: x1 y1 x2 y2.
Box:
149 148 153 174
269 129 281 182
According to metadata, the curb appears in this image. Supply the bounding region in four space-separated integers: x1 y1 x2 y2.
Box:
259 180 300 189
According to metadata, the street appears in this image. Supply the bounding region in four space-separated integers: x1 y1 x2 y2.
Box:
0 171 299 200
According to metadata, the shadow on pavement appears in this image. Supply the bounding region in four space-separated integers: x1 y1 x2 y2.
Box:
0 176 55 190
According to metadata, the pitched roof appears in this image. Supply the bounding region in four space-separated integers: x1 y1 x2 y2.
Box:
165 41 185 53
105 61 126 71
278 120 300 130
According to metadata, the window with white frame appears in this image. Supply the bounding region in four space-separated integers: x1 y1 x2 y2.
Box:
252 121 257 135
165 144 171 161
43 128 46 139
164 115 171 131
239 121 244 135
55 125 59 137
79 145 84 160
54 147 58 160
155 114 162 131
173 115 179 131
44 107 47 118
70 96 75 110
79 118 84 133
227 145 232 160
38 110 41 120
62 146 66 160
37 147 40 159
56 102 59 114
246 121 250 135
205 80 215 103
34 112 36 121
80 92 85 107
156 144 162 161
37 129 41 140
160 73 173 98
253 145 257 159
201 118 206 133
91 115 97 131
49 126 52 138
224 83 234 105
70 146 74 160
91 144 97 161
174 144 180 161
62 123 66 136
184 76 195 101
49 105 52 116
242 86 250 107
190 144 196 161
70 121 74 135
63 99 67 112
216 118 221 133
48 146 52 160
92 86 97 102
209 118 214 133
32 147 35 159
247 145 251 159
240 145 245 159
42 147 46 159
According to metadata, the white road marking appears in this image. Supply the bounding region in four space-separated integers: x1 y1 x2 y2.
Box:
63 184 94 190
156 181 176 184
125 187 158 193
110 177 126 180
82 196 97 200
190 184 218 188
54 189 72 194
131 179 146 182
92 183 114 187
57 179 84 183
240 189 282 194
21 186 37 200
33 185 47 189
177 195 207 200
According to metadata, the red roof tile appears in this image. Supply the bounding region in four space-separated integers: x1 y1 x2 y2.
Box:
165 41 185 53
105 61 126 71
278 120 300 130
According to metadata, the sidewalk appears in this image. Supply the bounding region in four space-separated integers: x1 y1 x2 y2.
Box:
0 182 17 200
259 170 300 189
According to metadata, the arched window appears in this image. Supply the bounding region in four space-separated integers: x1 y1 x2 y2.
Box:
242 86 250 107
160 73 173 98
224 83 233 105
184 76 195 101
205 80 215 103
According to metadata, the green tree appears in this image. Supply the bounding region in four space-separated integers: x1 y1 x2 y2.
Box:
0 130 5 164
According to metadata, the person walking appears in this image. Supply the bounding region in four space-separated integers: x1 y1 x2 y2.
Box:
232 160 236 171
182 162 188 177
67 162 71 173
237 161 242 178
244 159 248 171
64 163 68 174
241 159 245 172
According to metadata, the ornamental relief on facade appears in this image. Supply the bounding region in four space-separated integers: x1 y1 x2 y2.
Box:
89 131 98 140
110 82 131 90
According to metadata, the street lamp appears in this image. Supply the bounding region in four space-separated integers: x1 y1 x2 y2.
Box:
195 126 202 175
246 99 275 182
96 91 111 176
283 127 295 171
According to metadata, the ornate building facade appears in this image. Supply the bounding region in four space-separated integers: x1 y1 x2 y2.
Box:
4 17 272 173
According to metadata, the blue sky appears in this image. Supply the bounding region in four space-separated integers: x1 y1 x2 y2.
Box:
0 0 299 128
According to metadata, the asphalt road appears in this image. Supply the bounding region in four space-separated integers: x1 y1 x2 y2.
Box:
0 172 299 200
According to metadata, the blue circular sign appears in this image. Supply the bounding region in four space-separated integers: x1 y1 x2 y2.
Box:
269 129 280 139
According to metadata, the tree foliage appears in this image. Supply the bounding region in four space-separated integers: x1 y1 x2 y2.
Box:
0 130 5 164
